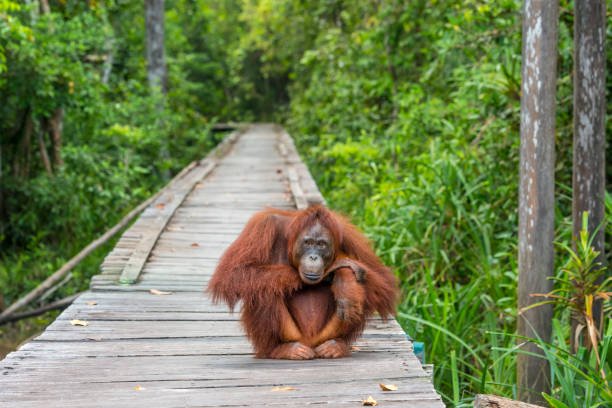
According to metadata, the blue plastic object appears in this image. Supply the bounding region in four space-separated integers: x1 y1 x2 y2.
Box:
413 341 425 364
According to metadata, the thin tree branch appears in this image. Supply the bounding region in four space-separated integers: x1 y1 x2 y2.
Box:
0 293 82 325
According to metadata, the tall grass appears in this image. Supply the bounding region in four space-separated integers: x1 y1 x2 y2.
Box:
313 138 520 404
394 205 611 407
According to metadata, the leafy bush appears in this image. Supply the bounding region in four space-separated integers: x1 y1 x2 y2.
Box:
0 1 220 306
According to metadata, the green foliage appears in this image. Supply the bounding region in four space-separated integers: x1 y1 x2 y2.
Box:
539 319 612 407
526 215 611 406
0 1 221 307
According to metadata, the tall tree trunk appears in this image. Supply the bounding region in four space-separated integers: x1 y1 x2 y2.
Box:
25 0 39 23
22 114 33 178
39 0 50 14
0 145 3 234
38 0 63 173
145 0 167 94
572 0 607 348
145 0 170 179
517 0 558 404
49 107 64 169
37 126 53 176
102 38 115 85
12 113 33 179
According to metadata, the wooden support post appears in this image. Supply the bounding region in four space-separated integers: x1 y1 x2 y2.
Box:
517 0 558 403
572 0 607 341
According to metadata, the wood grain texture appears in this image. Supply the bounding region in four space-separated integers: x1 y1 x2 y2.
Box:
118 161 216 284
0 124 442 407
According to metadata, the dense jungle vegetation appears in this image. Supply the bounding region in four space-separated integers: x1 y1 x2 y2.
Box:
1 1 610 406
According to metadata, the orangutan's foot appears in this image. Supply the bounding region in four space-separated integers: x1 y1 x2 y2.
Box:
314 339 350 358
269 342 315 360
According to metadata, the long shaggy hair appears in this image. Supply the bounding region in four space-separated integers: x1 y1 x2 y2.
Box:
208 205 398 357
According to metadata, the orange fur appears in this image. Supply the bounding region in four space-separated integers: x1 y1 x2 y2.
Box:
207 205 398 358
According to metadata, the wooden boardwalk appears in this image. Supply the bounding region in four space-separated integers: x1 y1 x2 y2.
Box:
0 125 443 407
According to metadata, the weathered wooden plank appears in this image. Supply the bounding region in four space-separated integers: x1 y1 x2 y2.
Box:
106 129 242 286
118 161 216 284
277 139 309 210
2 357 428 385
15 336 411 357
286 166 308 209
276 127 325 206
90 282 208 291
55 311 395 324
36 319 406 341
0 384 440 408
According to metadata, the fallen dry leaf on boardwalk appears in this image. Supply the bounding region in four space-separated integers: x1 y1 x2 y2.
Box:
70 319 89 326
379 383 398 391
362 395 378 406
271 386 296 392
149 289 173 295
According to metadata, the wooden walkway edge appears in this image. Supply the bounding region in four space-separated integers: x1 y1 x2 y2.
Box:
0 124 443 407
